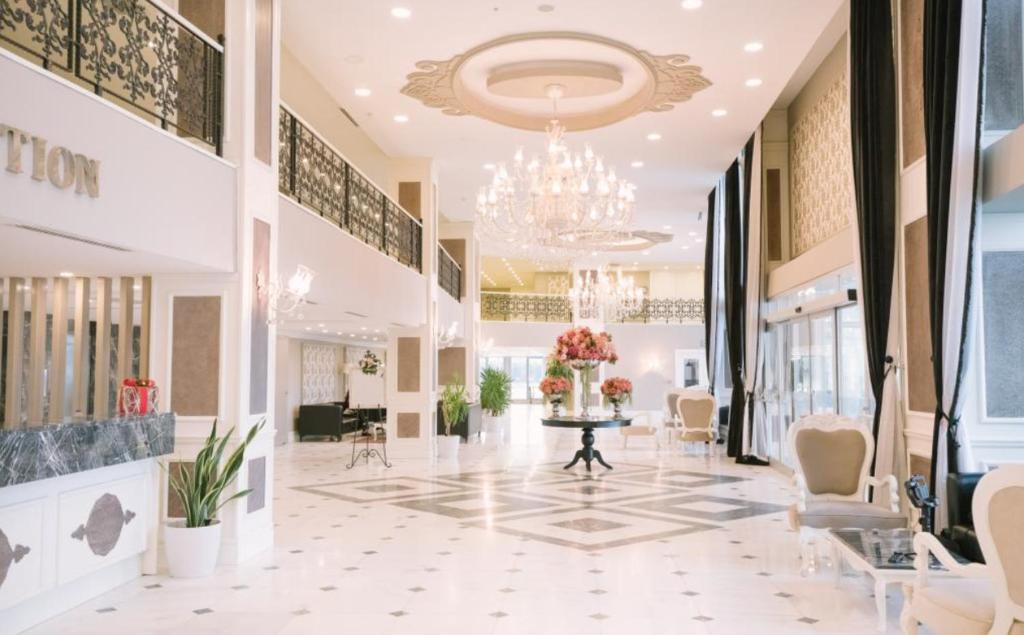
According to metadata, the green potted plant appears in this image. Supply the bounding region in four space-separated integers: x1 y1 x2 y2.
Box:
439 377 469 460
479 367 511 419
164 418 263 578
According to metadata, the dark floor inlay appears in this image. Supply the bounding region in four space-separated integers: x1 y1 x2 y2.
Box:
550 517 628 533
798 617 819 624
193 608 213 615
589 613 609 620
96 607 116 613
490 611 508 618
390 610 408 617
693 615 713 622
292 609 310 616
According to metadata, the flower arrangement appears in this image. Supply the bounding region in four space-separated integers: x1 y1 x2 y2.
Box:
539 375 572 416
601 377 633 417
358 350 382 376
539 376 572 401
550 326 618 365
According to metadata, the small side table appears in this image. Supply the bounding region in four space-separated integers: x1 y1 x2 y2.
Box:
346 425 392 469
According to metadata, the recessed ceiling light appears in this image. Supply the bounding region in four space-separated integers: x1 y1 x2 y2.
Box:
390 7 412 19
483 163 496 170
393 114 409 123
663 225 672 230
682 245 690 250
630 160 644 168
642 250 651 256
712 109 728 117
354 87 371 97
360 326 367 331
681 0 702 9
58 271 74 278
318 323 325 328
745 78 763 88
744 41 764 53
304 326 312 331
632 261 639 266
646 133 662 142
696 237 704 243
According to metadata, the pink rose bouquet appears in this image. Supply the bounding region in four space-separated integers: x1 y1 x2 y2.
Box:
600 377 633 402
539 376 572 401
550 326 618 366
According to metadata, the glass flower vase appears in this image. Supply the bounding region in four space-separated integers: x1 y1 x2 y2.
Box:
573 361 600 418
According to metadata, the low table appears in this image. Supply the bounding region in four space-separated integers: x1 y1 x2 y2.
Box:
541 415 631 471
828 528 964 632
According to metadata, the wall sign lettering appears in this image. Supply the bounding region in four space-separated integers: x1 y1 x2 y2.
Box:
1 123 100 198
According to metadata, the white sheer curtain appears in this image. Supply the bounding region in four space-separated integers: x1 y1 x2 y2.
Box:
931 0 983 532
741 128 768 458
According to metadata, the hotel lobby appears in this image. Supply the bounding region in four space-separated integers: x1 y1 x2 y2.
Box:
1 1 1023 634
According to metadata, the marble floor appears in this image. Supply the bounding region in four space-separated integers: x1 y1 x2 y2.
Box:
27 406 905 634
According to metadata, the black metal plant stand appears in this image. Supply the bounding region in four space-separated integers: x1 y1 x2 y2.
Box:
346 426 392 469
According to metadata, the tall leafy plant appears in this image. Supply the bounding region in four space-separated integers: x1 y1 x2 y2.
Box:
546 358 574 383
440 376 470 436
168 418 265 528
479 367 511 416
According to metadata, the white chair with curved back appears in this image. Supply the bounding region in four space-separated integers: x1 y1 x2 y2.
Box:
662 388 684 447
901 465 1024 634
787 414 905 573
674 390 716 456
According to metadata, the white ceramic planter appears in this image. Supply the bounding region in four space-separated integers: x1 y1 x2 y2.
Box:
436 435 460 460
164 520 222 578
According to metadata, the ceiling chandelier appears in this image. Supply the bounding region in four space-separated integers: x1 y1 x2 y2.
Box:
568 267 646 322
476 85 637 259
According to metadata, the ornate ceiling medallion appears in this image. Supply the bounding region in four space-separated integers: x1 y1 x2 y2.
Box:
401 32 712 131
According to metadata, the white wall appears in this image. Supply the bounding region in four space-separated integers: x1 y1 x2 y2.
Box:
0 51 236 273
480 321 568 350
648 270 703 298
280 47 391 189
605 324 705 411
278 195 427 328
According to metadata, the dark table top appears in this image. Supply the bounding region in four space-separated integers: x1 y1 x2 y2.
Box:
541 416 632 429
830 528 969 570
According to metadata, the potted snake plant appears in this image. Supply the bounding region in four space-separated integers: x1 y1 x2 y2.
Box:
164 418 263 578
438 377 469 460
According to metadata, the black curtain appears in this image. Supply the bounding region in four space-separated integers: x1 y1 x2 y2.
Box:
923 0 985 487
722 160 745 458
740 134 756 448
703 188 717 394
850 0 898 466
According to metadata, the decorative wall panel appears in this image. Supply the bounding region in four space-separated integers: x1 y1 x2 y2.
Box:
170 296 221 416
250 219 270 414
789 77 854 256
397 413 420 438
904 218 938 413
246 456 267 513
900 0 926 168
301 343 338 404
397 337 421 393
57 475 147 584
0 499 43 610
438 347 466 387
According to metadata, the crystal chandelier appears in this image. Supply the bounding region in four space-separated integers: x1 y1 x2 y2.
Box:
568 267 646 322
476 85 637 258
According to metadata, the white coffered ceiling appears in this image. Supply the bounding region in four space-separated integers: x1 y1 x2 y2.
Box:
281 0 846 263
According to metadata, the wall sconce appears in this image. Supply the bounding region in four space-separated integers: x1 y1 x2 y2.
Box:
436 321 458 348
258 264 315 324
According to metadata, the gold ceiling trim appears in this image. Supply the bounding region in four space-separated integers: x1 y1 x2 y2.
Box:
400 31 712 131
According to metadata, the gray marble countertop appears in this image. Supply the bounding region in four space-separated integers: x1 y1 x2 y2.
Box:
0 413 175 488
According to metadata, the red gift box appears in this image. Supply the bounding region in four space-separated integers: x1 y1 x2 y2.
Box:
118 378 159 416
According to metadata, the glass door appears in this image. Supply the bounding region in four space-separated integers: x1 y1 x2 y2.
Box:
509 357 528 402
810 312 836 413
789 318 812 422
526 356 546 403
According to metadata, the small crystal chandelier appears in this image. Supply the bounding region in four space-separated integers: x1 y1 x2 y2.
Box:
476 85 637 258
568 267 646 322
257 265 316 324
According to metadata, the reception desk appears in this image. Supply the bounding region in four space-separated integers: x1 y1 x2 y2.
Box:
0 414 174 633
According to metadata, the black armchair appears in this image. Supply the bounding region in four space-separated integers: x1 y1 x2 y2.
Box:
942 472 985 563
297 403 358 441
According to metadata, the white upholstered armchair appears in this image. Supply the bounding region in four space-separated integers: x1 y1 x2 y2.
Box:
787 415 905 572
901 465 1024 635
674 390 716 456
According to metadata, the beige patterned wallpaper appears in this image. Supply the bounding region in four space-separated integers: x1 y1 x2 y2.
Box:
789 76 855 256
301 343 340 404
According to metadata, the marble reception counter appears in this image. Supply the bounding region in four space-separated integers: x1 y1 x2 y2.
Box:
0 413 175 488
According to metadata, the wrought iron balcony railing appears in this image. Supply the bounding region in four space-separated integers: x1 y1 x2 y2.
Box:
1 0 224 155
438 244 461 301
480 292 704 324
279 106 423 273
481 292 573 323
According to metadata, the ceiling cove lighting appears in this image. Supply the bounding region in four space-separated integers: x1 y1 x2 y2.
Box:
681 0 703 8
390 7 412 19
393 114 409 123
630 160 644 168
744 41 764 53
354 87 372 97
711 109 728 117
745 78 763 88
646 132 662 141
